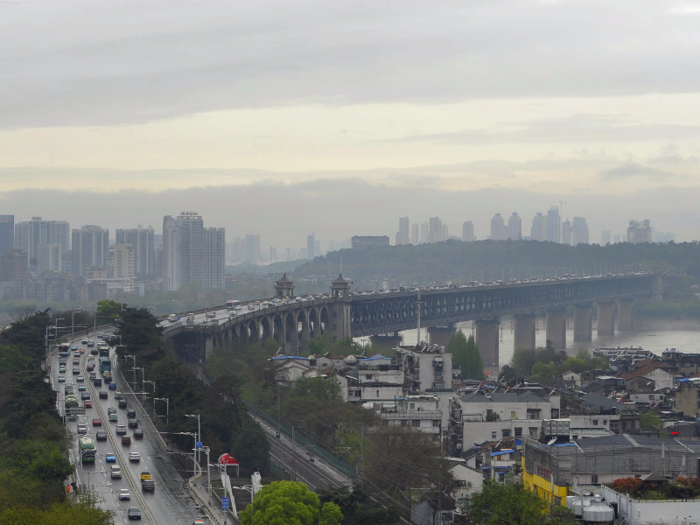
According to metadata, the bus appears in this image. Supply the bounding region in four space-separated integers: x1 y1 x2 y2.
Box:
226 300 241 310
100 357 112 374
65 395 80 409
59 343 70 357
79 436 96 463
98 343 109 358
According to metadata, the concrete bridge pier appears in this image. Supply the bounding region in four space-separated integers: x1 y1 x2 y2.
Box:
370 333 403 352
475 318 500 375
513 313 537 352
597 302 615 337
617 299 635 331
427 325 456 347
545 309 567 349
573 304 593 342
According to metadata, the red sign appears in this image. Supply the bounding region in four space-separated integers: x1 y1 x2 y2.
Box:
670 431 680 436
218 453 239 465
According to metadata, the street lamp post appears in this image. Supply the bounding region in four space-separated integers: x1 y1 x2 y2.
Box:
164 431 198 476
154 397 169 428
133 367 145 396
124 354 137 386
186 413 201 467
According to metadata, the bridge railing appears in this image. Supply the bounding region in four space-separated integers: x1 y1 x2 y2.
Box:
241 399 356 480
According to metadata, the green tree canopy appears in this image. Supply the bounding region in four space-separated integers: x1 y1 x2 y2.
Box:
240 480 342 525
448 331 485 380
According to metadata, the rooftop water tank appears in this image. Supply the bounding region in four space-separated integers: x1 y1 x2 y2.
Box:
582 496 614 523
344 354 357 365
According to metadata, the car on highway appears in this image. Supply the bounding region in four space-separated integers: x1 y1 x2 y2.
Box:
90 349 98 355
58 376 65 383
94 378 102 387
206 311 216 318
96 430 107 441
109 413 118 422
73 359 80 365
72 368 80 375
59 359 66 366
86 341 94 347
107 407 116 415
89 372 96 380
140 471 151 481
78 384 86 391
84 400 93 408
122 435 131 445
128 419 138 429
104 376 112 385
129 451 140 462
110 465 122 479
92 418 102 427
133 429 144 439
118 489 131 501
77 423 87 435
105 452 116 462
77 375 84 383
114 391 123 399
80 392 90 400
81 339 88 344
118 400 128 409
87 364 94 372
115 424 127 435
70 345 78 351
99 391 108 399
141 480 155 492
109 382 117 390
127 409 136 418
59 366 66 373
127 507 141 520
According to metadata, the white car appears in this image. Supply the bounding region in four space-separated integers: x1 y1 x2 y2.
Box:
129 451 140 462
118 488 131 500
206 311 216 318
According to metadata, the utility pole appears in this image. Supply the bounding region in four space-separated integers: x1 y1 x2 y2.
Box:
359 425 364 486
291 425 296 481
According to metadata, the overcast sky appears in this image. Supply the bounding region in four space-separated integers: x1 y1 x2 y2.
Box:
1 0 700 249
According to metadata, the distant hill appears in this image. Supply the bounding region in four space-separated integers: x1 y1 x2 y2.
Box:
286 240 700 287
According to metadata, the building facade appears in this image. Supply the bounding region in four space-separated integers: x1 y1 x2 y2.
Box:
627 219 652 244
462 221 475 242
116 226 155 277
0 215 13 257
490 213 505 241
71 225 109 277
15 217 70 270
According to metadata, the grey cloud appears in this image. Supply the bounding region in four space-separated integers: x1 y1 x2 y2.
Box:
386 114 700 145
598 162 676 182
3 1 700 127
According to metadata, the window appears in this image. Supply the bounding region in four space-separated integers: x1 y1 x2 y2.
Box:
376 390 380 398
551 409 560 419
502 429 511 438
593 419 598 426
529 427 539 438
401 420 407 426
649 395 654 400
487 409 493 416
491 431 497 439
412 420 420 427
602 420 607 425
511 411 516 419
366 375 373 380
432 420 440 427
591 475 598 484
515 427 522 438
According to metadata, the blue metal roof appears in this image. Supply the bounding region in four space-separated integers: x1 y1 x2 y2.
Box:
357 354 390 361
490 449 515 457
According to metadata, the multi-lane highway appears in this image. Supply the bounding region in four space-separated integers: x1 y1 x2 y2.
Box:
49 334 207 524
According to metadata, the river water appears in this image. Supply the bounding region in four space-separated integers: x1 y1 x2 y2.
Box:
363 317 700 369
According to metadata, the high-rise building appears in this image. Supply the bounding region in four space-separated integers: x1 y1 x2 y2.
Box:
113 243 135 279
71 225 109 277
420 222 429 244
428 217 443 243
411 224 419 245
0 215 14 257
231 237 244 263
601 230 612 245
307 234 316 260
546 206 561 243
0 249 28 282
490 213 505 241
442 224 449 242
572 217 589 245
530 212 547 241
507 212 521 240
116 226 155 278
37 243 62 273
245 234 261 263
161 213 225 291
462 221 475 242
396 217 410 245
627 220 652 244
15 217 70 269
562 219 572 245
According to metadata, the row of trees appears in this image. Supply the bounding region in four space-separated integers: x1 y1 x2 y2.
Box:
503 344 608 385
0 310 112 524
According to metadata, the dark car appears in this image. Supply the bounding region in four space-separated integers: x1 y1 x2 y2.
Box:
133 429 144 439
127 507 141 520
109 382 117 390
118 400 128 409
128 419 138 429
122 435 131 446
104 375 112 384
80 392 90 400
141 480 155 492
72 368 80 375
90 349 98 355
95 430 108 441
87 364 94 372
59 359 66 366
99 391 108 399
127 409 136 418
94 378 102 387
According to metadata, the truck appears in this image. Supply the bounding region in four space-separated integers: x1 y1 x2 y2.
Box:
65 395 80 409
79 436 96 463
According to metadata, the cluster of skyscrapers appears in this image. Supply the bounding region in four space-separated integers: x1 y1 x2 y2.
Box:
395 217 451 246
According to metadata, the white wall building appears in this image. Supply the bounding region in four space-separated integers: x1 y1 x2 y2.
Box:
395 344 453 392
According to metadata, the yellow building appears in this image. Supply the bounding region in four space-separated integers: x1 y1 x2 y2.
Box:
521 457 569 507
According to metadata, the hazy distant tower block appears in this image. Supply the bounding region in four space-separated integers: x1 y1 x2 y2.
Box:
530 212 546 241
0 215 14 257
245 234 260 263
572 217 589 245
116 226 155 277
601 230 612 245
411 223 420 245
562 219 572 245
627 220 652 244
307 233 315 259
420 222 429 244
396 217 410 245
428 217 443 243
462 221 475 242
507 212 522 240
15 217 70 270
71 225 109 277
490 213 505 240
546 206 561 243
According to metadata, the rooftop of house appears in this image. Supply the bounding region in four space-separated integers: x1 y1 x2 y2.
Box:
459 390 547 404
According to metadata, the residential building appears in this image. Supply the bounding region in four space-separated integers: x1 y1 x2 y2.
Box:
115 226 155 277
350 236 390 249
627 219 652 244
307 234 315 259
37 243 62 273
113 243 135 280
372 394 443 437
162 215 182 291
490 213 505 241
411 223 420 245
546 206 560 243
15 217 70 270
396 217 410 245
461 221 475 242
231 237 244 263
530 213 546 241
245 234 261 263
428 217 443 243
395 344 453 392
420 222 429 244
0 249 28 282
441 224 449 242
652 230 675 243
71 225 109 277
673 378 700 417
601 229 611 245
269 355 311 382
337 354 404 403
0 215 13 257
203 227 226 289
572 217 589 245
507 212 521 240
562 219 572 245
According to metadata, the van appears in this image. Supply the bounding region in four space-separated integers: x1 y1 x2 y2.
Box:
110 465 122 479
167 314 178 323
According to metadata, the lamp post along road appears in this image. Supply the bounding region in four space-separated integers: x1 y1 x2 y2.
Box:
186 414 201 467
124 355 137 386
155 397 169 428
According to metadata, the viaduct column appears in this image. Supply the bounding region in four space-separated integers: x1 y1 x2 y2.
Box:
617 299 635 331
597 302 615 337
427 324 457 347
513 313 536 352
573 304 593 342
545 309 567 350
475 318 500 378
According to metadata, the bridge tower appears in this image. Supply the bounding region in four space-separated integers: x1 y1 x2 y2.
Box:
328 274 352 340
274 273 295 299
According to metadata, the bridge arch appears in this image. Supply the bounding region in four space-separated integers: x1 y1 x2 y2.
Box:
285 312 296 346
273 314 284 344
260 316 272 342
246 319 260 344
309 308 320 338
320 306 329 335
297 309 309 350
